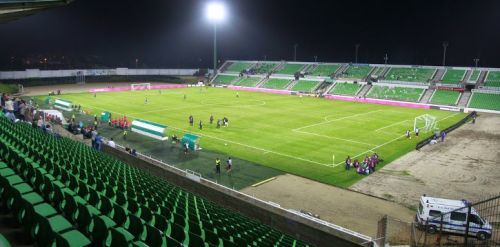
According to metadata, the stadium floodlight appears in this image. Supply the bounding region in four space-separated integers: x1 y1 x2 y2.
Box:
205 2 227 80
206 2 226 22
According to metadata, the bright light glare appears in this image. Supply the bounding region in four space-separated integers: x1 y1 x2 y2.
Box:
206 2 226 22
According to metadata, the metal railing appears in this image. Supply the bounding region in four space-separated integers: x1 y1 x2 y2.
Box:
416 195 500 247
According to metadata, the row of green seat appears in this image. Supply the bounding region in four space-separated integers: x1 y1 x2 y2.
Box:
276 64 305 75
385 68 435 82
310 64 340 77
0 117 311 247
441 69 465 84
329 83 361 96
429 90 461 105
367 86 424 102
484 71 500 87
339 66 371 80
291 81 320 92
253 63 278 74
468 92 500 111
225 63 253 72
213 75 237 84
468 70 481 82
235 77 261 87
261 79 292 89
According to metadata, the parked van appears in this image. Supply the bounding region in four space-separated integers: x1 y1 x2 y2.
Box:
415 196 492 240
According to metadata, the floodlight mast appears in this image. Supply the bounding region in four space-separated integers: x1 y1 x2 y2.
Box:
206 2 226 79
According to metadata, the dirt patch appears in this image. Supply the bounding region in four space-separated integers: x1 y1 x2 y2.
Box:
241 174 414 236
350 113 500 209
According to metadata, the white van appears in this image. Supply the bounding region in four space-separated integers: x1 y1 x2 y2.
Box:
415 195 492 240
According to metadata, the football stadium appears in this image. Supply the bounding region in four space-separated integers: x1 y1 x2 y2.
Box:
0 1 499 247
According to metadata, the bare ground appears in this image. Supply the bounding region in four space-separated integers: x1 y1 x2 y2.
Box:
241 174 414 237
351 113 500 208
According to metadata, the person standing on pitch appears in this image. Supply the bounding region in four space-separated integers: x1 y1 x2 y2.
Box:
215 158 221 175
226 157 233 173
415 127 420 137
189 115 194 126
210 114 214 124
406 129 411 139
199 120 203 130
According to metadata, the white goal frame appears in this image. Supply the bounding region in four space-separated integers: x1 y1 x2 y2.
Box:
131 83 151 91
414 114 438 133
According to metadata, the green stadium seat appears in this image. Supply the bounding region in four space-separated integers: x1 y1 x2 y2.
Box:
0 233 11 247
0 116 312 247
54 230 92 247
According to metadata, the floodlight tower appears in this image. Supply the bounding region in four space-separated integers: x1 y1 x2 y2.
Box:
354 43 360 64
473 58 480 68
206 2 226 79
442 41 449 66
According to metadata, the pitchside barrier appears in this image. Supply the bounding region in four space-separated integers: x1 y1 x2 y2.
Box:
415 111 476 150
131 119 168 141
54 99 73 111
101 142 374 247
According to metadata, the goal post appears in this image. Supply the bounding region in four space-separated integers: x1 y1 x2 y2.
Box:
131 83 151 91
414 114 438 133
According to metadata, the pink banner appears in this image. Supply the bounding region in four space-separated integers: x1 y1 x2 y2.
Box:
89 84 187 93
227 85 291 95
324 94 431 109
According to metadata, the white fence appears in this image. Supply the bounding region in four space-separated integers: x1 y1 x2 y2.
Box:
0 68 200 79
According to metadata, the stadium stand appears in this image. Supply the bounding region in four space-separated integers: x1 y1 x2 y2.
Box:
0 116 312 246
253 63 278 74
339 66 371 80
367 85 424 102
385 68 435 82
276 63 305 75
234 77 261 87
261 78 291 89
441 69 466 84
429 90 461 105
225 62 252 73
370 67 385 78
468 70 481 82
213 75 237 84
310 64 340 77
291 80 320 92
468 92 500 111
329 83 362 96
484 71 500 88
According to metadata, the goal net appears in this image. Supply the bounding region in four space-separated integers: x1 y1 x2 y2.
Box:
414 114 438 133
131 83 151 91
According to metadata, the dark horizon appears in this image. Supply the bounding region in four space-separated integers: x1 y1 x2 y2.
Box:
1 0 500 70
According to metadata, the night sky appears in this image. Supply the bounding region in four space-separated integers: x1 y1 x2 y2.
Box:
1 0 500 69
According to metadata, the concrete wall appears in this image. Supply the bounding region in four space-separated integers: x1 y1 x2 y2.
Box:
102 145 371 247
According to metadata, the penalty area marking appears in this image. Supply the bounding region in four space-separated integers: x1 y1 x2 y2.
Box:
330 112 461 168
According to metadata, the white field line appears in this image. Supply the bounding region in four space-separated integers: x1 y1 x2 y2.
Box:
81 103 333 167
331 112 461 167
294 109 383 131
293 129 376 147
374 119 411 132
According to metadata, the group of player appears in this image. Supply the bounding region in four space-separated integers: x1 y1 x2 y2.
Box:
189 114 229 130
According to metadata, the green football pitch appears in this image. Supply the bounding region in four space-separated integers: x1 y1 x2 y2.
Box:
50 87 466 188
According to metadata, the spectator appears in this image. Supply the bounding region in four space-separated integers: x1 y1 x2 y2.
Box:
131 149 137 156
108 138 116 148
345 156 351 170
5 97 14 113
440 131 446 142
